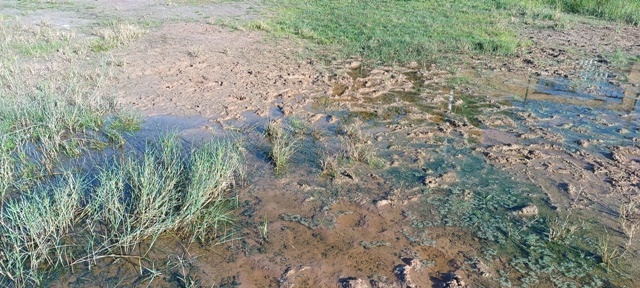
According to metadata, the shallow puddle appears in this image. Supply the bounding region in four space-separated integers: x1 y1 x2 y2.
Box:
44 60 640 287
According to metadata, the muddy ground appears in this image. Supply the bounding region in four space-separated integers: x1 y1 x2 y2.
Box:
2 0 640 287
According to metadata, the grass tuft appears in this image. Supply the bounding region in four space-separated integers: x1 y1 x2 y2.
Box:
339 122 381 167
91 21 146 52
265 121 297 174
0 135 244 286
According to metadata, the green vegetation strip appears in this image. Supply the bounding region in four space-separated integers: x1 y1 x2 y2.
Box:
0 136 243 286
263 0 519 63
260 0 640 63
538 0 640 25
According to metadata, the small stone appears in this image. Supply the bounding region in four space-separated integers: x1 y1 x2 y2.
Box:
277 104 292 115
443 273 468 288
394 264 413 287
341 170 357 181
340 277 370 288
371 277 400 288
346 61 362 69
407 61 420 69
280 266 311 288
515 205 538 216
472 260 492 277
375 199 392 208
423 176 437 187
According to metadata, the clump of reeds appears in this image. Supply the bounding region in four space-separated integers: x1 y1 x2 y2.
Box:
339 121 382 167
0 135 244 286
265 121 297 174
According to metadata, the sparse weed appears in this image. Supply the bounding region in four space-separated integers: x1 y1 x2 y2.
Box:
618 199 640 257
259 219 269 242
167 253 200 288
265 120 283 142
288 117 307 135
142 262 163 287
0 143 15 200
547 186 584 243
609 49 639 69
0 20 75 57
345 138 373 163
547 216 582 243
91 21 146 52
265 121 297 174
339 122 380 166
597 229 621 272
320 152 338 178
109 112 142 132
187 46 204 58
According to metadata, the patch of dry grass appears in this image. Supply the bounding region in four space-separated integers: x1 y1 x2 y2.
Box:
91 21 146 52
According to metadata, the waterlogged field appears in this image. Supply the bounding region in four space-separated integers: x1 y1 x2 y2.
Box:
1 0 639 287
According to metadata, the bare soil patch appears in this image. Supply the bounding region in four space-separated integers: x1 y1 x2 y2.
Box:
108 22 329 121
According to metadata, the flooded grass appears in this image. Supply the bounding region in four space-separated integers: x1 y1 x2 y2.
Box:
416 148 609 287
0 135 243 286
265 120 298 174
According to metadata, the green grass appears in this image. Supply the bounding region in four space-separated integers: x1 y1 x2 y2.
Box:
541 0 640 25
265 121 298 174
165 0 236 4
0 136 243 286
0 18 143 199
263 0 520 63
259 0 640 64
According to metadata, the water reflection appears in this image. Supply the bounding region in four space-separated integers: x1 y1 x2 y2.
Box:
514 61 640 112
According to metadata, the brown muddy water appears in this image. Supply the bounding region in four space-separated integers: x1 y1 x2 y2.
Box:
47 60 640 287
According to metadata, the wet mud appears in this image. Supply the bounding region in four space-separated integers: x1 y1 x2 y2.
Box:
3 1 640 287
54 57 640 287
